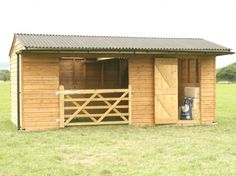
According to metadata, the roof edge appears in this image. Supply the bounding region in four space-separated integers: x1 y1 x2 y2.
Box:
22 46 232 53
15 33 204 40
19 48 234 56
9 34 17 57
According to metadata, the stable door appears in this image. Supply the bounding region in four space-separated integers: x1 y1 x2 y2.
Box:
154 58 178 124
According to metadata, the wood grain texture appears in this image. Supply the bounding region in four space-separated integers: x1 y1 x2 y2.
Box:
200 56 216 124
178 58 200 106
128 56 154 125
154 58 178 124
58 89 130 126
59 59 127 89
21 54 60 129
13 49 216 129
10 38 24 126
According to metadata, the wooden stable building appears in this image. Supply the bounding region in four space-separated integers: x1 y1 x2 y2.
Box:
9 34 233 130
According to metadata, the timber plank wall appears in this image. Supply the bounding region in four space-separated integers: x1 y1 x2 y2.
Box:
17 53 216 130
21 54 60 130
129 56 155 125
9 38 24 125
200 56 216 124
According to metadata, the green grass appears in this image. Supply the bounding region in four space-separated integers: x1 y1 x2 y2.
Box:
0 82 236 176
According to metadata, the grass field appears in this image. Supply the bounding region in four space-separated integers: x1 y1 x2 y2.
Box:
0 82 236 176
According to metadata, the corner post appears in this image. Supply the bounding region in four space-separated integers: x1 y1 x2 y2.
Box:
59 85 65 128
128 84 132 125
16 53 21 130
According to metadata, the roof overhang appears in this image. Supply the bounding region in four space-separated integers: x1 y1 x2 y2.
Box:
18 48 234 56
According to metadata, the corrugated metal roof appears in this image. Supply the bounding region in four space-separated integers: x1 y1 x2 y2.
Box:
15 33 232 53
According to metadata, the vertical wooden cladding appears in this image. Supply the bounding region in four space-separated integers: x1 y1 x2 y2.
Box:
22 54 60 130
10 54 17 125
119 60 129 88
103 60 120 88
59 59 86 89
85 62 103 89
129 57 154 125
178 58 200 105
59 59 128 89
59 59 74 89
200 56 216 124
154 58 178 124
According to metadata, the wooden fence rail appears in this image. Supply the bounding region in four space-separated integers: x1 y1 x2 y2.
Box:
57 85 132 127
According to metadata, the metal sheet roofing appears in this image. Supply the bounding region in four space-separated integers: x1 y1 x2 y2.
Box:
15 33 232 53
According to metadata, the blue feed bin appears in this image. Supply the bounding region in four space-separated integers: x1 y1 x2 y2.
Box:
181 97 193 120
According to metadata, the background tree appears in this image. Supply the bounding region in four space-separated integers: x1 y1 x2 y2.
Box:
0 70 10 81
217 63 236 82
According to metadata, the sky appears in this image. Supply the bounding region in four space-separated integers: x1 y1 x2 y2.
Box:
0 0 235 69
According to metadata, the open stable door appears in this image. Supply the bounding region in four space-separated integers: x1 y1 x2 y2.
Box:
154 58 178 124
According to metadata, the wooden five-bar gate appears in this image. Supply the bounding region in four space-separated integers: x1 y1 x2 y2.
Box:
57 85 132 127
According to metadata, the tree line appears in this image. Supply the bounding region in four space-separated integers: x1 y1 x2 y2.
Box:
216 62 236 82
0 70 10 81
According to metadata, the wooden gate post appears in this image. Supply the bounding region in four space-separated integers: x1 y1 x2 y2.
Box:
59 85 65 128
128 84 132 125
